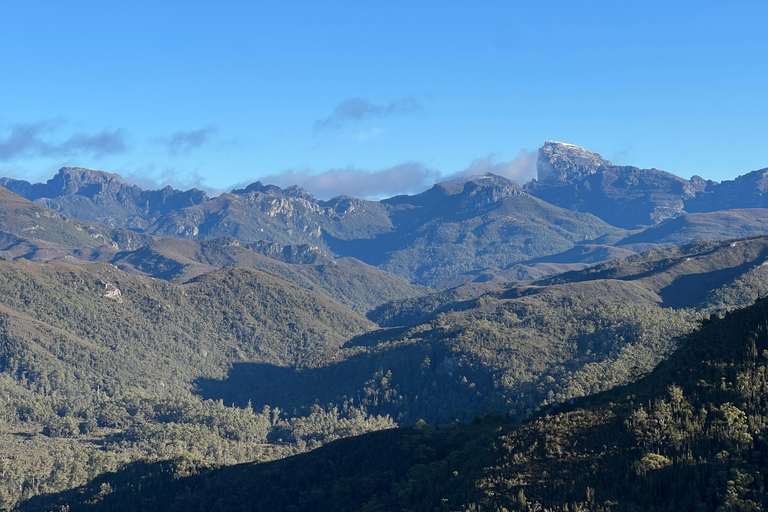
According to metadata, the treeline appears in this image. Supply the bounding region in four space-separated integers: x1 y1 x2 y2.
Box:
17 415 513 512
0 383 394 510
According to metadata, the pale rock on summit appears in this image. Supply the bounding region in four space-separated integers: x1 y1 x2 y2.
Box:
525 141 708 229
536 141 610 183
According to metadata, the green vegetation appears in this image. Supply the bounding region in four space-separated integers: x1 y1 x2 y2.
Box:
0 187 149 255
0 186 424 313
478 296 768 511
7 233 768 509
0 259 392 510
4 166 768 510
123 237 427 313
22 296 768 511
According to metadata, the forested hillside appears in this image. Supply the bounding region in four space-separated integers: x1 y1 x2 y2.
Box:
22 293 768 511
6 233 768 509
478 294 768 511
0 259 397 510
3 141 768 510
0 186 423 312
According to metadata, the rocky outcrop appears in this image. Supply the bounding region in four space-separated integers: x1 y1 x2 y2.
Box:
100 281 123 303
525 142 709 228
536 141 610 182
685 167 768 212
245 241 335 265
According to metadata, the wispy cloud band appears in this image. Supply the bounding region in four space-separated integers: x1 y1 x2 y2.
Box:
257 162 440 200
156 125 217 155
454 150 538 184
0 122 128 160
314 97 420 132
253 150 538 200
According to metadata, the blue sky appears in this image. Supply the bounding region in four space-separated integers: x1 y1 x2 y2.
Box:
1 1 766 199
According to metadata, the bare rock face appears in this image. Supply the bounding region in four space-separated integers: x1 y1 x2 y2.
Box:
685 167 768 212
457 175 525 210
526 141 710 228
245 240 335 265
46 167 124 196
100 282 123 303
536 141 610 183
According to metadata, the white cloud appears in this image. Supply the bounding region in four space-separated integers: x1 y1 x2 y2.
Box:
0 122 128 160
314 97 420 132
256 162 441 200
448 149 538 184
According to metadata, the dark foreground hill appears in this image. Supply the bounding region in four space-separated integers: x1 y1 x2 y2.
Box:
477 297 768 511
22 289 768 511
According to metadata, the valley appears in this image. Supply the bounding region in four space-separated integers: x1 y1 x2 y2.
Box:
2 141 768 510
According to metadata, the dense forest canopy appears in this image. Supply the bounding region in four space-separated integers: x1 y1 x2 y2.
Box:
19 294 768 511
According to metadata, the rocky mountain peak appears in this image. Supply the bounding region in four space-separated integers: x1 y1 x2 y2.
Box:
0 167 129 201
385 173 523 210
49 167 124 195
233 181 314 201
461 173 521 191
536 141 610 183
455 176 524 211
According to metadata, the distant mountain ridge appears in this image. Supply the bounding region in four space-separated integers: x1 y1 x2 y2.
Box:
3 141 768 288
329 174 618 287
686 165 768 211
524 141 711 228
526 140 768 229
0 186 423 312
0 167 208 230
1 168 620 288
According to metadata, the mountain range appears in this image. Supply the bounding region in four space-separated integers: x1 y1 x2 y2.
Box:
3 141 768 510
3 141 768 290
